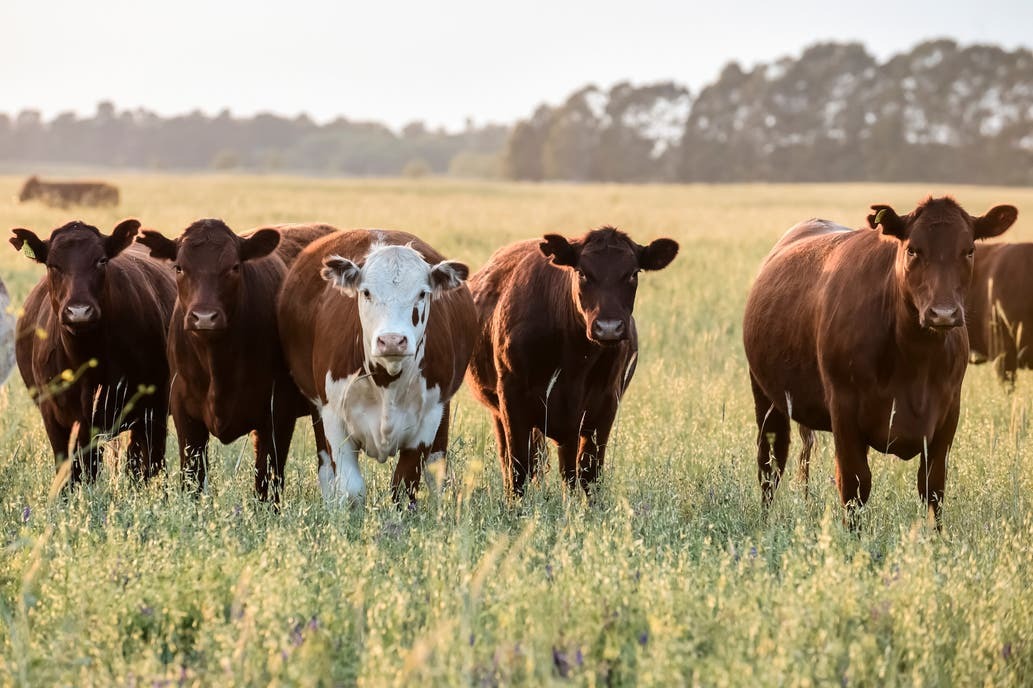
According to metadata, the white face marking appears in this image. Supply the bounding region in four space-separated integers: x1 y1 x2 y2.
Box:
321 243 467 376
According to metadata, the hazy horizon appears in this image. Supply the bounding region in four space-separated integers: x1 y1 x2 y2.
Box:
4 0 1032 132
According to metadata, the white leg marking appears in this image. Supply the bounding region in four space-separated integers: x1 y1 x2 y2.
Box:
318 449 335 503
320 405 366 508
423 450 446 493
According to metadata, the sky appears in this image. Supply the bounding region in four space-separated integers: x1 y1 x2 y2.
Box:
3 0 1031 132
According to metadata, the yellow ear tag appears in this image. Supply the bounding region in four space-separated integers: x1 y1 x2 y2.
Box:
874 209 887 225
22 243 35 260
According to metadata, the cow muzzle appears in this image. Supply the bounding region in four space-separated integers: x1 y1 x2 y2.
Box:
61 303 100 328
374 333 410 358
187 309 226 331
590 318 627 343
921 305 963 330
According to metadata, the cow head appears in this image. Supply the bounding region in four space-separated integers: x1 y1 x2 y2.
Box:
868 198 1016 331
321 243 468 376
9 219 140 333
18 176 40 202
137 219 279 333
539 226 678 344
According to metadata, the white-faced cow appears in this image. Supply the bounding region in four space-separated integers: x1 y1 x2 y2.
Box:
136 220 335 502
10 220 175 484
277 229 476 507
467 226 679 496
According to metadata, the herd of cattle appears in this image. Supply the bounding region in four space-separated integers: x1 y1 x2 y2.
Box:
0 195 1027 526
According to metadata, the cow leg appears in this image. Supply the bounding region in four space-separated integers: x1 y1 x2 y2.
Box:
128 405 168 481
751 373 790 509
175 411 210 495
41 411 73 474
423 403 450 494
558 437 579 490
497 391 534 496
393 445 428 507
71 421 102 485
491 415 509 463
254 412 297 504
917 406 958 531
797 424 815 495
829 403 871 530
319 407 365 507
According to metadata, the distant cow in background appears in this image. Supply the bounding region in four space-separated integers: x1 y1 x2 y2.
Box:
467 226 679 496
137 220 335 502
743 197 1017 528
10 219 176 485
966 242 1033 386
19 176 120 208
278 229 476 507
0 278 14 384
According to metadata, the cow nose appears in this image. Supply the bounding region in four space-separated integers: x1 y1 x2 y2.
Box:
375 333 409 356
592 319 626 341
188 309 222 330
64 304 97 323
925 305 961 328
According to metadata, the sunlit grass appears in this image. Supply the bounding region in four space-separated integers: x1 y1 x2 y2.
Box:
1 175 1032 685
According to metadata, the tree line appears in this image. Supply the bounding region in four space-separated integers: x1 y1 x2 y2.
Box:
0 103 507 177
506 39 1033 185
2 39 1031 184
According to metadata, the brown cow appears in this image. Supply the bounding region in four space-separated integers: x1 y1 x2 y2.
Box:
19 176 120 208
966 242 1033 386
10 219 175 484
277 229 476 507
467 226 679 496
136 220 335 502
743 197 1017 527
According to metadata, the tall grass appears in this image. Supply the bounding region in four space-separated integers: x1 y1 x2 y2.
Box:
1 176 1032 685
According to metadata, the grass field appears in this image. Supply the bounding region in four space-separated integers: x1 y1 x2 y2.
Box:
1 175 1032 686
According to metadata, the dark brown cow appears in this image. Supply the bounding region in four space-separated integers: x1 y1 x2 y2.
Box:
278 229 476 507
19 176 119 208
136 220 335 501
966 242 1033 386
10 220 175 484
467 226 679 496
743 197 1017 527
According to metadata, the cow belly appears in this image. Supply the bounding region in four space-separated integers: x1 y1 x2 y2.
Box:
322 371 443 460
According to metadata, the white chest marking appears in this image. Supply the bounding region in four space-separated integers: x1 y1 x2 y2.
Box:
317 366 443 506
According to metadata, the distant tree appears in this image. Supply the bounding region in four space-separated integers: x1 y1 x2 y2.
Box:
402 157 432 178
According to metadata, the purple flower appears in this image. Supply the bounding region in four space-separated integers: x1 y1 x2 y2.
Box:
638 630 649 646
552 647 571 678
21 506 30 523
749 546 758 559
468 633 475 646
575 648 584 665
1003 643 1012 660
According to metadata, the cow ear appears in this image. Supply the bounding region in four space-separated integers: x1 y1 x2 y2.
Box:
136 229 179 261
539 234 579 267
973 205 1017 240
867 205 910 239
638 238 679 271
10 228 48 263
429 260 469 294
105 218 141 257
321 255 362 295
240 228 280 262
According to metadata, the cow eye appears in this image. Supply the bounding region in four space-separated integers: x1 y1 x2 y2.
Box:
361 288 371 299
965 248 975 259
173 264 183 274
97 257 108 268
906 246 918 258
576 270 588 284
628 272 639 284
418 290 428 301
231 264 241 273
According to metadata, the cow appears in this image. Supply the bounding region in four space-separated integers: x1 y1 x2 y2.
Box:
965 242 1033 386
467 226 679 496
136 220 336 502
743 197 1017 528
0 278 14 385
19 176 120 208
277 229 476 507
10 219 176 484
